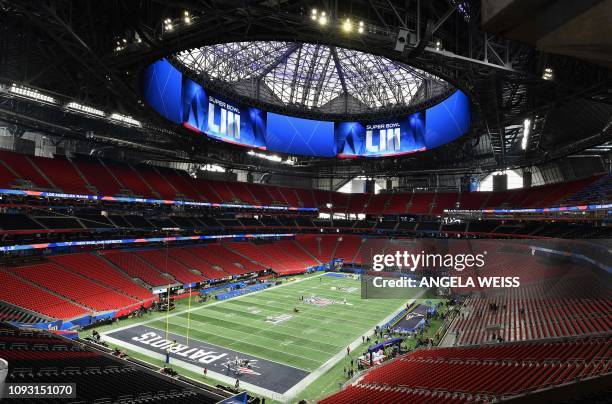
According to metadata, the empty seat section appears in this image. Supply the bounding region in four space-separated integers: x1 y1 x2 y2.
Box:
223 242 282 272
11 263 137 311
239 242 308 274
295 188 316 207
246 183 274 204
334 236 363 263
459 191 489 209
105 162 154 197
330 192 350 212
0 160 17 187
208 181 235 202
267 186 288 204
49 254 153 300
187 245 248 275
319 235 339 262
135 250 204 284
156 167 203 200
347 193 369 213
165 247 228 279
282 187 301 207
29 156 89 194
132 164 178 199
507 188 530 207
276 240 320 267
431 192 458 214
71 157 123 195
295 235 325 262
101 251 171 286
0 270 90 319
484 191 510 208
192 179 223 203
0 150 52 189
213 245 265 272
384 193 411 214
560 174 610 205
313 190 331 211
13 264 137 311
407 193 434 214
323 336 610 403
225 182 257 204
365 194 390 214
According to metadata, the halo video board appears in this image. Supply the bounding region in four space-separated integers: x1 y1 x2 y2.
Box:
143 59 471 158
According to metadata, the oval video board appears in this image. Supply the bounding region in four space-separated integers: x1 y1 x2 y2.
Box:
143 58 471 158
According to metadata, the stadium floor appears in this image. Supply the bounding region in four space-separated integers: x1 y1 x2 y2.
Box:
101 273 407 398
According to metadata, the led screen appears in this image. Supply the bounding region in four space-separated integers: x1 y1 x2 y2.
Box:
336 112 426 158
143 58 471 158
266 113 336 157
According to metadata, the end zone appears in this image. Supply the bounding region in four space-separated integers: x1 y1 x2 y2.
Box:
104 324 309 397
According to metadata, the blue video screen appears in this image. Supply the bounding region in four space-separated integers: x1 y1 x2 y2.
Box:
143 58 471 158
265 113 336 157
336 112 426 157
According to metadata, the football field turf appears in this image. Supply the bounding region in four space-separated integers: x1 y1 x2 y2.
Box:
102 273 408 397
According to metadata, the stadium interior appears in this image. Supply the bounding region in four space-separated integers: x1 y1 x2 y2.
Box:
0 0 610 403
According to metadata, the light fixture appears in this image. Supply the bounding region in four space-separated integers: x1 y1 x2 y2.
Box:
521 118 531 150
110 113 141 127
247 150 294 165
435 40 441 51
318 14 327 25
358 21 364 34
9 84 56 104
342 18 352 32
311 8 319 21
66 102 105 117
542 67 553 80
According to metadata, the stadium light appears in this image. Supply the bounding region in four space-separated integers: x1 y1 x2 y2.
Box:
66 102 105 117
521 118 531 150
310 9 327 26
247 150 295 165
358 21 364 34
542 67 553 80
184 11 191 24
110 113 141 127
9 83 56 104
319 12 327 26
342 18 352 32
163 18 174 31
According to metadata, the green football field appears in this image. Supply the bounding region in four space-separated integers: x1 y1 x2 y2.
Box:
111 274 407 372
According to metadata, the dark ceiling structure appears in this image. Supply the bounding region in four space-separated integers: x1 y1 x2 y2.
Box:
0 0 610 179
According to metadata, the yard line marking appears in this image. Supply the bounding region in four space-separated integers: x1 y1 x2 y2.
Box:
142 323 318 371
102 272 327 335
157 317 342 357
283 291 425 400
